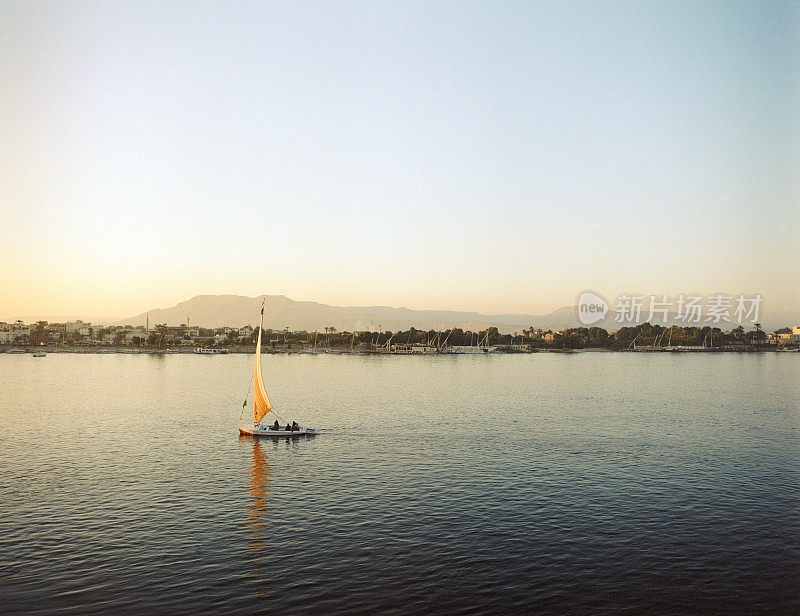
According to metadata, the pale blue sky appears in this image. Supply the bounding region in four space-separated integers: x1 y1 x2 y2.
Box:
1 1 797 323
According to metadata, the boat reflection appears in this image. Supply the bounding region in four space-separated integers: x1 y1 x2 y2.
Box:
242 435 272 578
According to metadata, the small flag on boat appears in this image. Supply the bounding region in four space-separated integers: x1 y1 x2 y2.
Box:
243 399 247 407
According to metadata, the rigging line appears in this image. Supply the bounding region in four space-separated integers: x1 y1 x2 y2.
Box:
265 408 289 425
237 382 252 425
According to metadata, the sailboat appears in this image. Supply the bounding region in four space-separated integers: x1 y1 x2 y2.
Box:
238 300 318 437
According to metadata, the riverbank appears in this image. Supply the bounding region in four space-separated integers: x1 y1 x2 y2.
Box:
2 345 794 355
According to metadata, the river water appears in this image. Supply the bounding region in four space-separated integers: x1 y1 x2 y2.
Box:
1 352 798 614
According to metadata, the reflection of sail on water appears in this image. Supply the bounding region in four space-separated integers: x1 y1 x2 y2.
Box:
247 438 272 558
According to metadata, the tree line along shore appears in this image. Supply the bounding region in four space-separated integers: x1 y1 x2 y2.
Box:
2 320 797 353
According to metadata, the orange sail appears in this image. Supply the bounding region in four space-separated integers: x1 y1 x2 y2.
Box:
252 302 272 424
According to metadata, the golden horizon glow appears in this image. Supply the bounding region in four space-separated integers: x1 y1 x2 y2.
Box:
1 3 797 326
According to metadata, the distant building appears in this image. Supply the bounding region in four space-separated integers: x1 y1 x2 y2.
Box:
123 327 147 342
156 325 192 342
65 320 89 334
0 322 30 344
777 329 800 344
47 323 67 340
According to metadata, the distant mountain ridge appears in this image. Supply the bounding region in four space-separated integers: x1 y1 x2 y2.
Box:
118 294 610 334
117 294 779 333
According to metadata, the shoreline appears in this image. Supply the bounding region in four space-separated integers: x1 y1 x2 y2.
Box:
2 345 793 355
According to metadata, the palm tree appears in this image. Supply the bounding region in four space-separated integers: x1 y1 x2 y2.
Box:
750 322 765 344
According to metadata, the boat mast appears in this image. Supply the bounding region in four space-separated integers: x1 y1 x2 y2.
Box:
441 329 453 350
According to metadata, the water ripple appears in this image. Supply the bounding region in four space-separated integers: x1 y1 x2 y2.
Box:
0 353 798 614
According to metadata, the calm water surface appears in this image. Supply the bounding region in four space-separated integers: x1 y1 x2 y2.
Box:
1 352 798 614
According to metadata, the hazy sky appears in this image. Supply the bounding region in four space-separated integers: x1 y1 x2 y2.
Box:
1 1 797 322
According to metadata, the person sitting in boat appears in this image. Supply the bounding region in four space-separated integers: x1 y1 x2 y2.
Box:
272 420 280 431
285 423 291 431
291 421 299 431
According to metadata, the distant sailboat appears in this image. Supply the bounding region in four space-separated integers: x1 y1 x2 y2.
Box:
238 300 318 437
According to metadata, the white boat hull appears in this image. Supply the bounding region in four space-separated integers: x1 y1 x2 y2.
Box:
239 425 319 437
